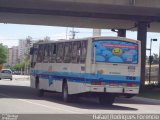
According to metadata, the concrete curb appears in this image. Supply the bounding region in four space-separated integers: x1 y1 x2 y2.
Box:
132 96 160 104
13 75 30 81
14 78 30 81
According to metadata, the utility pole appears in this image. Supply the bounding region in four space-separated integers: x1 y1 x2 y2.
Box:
70 28 79 39
148 38 157 84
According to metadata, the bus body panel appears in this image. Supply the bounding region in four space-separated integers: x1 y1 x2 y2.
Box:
90 37 141 94
31 62 87 94
30 37 141 96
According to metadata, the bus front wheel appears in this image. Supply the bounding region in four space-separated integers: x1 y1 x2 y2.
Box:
99 94 115 105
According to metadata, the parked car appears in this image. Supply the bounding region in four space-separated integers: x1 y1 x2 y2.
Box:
0 69 13 80
13 71 21 75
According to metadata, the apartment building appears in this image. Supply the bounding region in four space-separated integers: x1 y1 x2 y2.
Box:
7 46 19 67
18 37 35 62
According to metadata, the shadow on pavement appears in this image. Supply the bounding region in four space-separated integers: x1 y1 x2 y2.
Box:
0 84 159 111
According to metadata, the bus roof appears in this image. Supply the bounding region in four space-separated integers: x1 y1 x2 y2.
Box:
33 36 140 45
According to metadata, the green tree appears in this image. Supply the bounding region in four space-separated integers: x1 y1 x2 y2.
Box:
0 44 7 64
11 59 30 71
11 64 21 71
152 53 159 64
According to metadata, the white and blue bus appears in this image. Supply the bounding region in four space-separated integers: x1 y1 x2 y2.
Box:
30 36 141 105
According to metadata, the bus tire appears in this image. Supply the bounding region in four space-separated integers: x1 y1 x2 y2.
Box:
35 77 39 89
35 77 44 97
62 82 71 102
99 94 115 105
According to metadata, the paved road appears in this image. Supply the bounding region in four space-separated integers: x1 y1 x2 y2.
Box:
0 75 160 114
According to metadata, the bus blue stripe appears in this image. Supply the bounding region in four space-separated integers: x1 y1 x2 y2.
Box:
31 70 140 85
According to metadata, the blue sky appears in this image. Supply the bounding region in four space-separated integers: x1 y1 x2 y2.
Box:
0 23 159 55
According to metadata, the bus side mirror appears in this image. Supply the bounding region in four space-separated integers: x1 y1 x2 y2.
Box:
30 47 34 55
31 62 36 68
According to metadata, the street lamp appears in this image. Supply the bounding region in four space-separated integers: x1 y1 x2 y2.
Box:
148 38 157 84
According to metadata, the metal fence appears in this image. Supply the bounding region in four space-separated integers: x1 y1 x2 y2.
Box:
145 64 159 84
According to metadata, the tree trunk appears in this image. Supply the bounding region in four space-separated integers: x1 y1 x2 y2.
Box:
0 64 3 70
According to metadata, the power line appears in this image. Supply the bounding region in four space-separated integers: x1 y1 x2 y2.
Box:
70 28 79 39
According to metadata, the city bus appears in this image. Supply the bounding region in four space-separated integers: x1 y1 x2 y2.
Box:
30 36 141 105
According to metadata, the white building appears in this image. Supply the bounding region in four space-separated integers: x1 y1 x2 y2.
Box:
12 46 19 65
7 37 42 67
7 48 13 67
18 37 35 62
7 46 19 67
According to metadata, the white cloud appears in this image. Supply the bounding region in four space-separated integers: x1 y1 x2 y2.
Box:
0 35 18 48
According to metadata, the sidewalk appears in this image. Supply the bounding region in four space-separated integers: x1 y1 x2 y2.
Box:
13 75 30 81
132 96 160 104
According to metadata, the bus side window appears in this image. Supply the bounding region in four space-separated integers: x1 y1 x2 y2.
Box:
64 42 72 63
50 43 57 63
37 45 41 62
31 45 38 68
80 41 87 63
56 43 64 63
30 47 34 55
36 45 40 62
33 45 38 62
44 44 50 63
72 41 81 63
37 44 45 63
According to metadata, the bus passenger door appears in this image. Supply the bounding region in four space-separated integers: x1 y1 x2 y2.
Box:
80 40 88 79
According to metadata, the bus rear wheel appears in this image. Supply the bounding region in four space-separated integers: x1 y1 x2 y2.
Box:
62 82 71 102
99 94 115 105
35 78 44 97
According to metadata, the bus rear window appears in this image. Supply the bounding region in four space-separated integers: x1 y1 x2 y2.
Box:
93 40 138 64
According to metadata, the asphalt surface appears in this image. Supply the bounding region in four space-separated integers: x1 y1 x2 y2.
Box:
0 75 160 115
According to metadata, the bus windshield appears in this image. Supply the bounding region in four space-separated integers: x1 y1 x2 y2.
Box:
93 40 138 64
